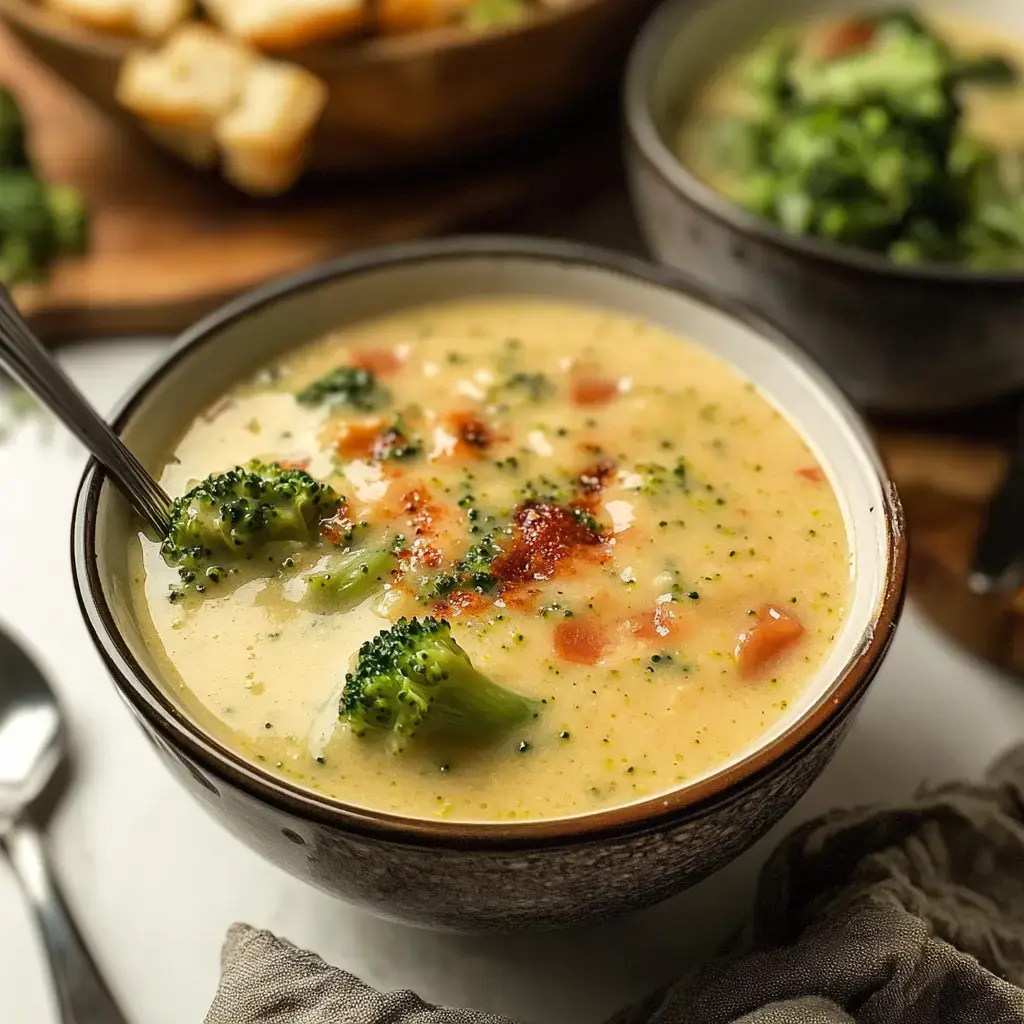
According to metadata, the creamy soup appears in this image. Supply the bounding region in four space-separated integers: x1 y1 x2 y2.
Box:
130 299 850 821
677 11 1024 268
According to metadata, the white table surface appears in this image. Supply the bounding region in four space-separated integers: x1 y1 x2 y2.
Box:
3 338 1024 1024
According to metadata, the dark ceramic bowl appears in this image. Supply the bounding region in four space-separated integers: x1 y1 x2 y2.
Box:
71 237 906 932
625 0 1024 413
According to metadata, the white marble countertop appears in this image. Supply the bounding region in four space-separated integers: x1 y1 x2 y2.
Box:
3 337 1024 1024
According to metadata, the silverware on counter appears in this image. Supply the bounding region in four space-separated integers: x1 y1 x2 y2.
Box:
970 401 1024 596
0 626 131 1023
0 283 172 535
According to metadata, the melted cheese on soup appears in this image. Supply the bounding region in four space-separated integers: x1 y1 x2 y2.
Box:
131 298 850 822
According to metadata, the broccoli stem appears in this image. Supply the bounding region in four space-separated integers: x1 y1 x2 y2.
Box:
301 547 395 613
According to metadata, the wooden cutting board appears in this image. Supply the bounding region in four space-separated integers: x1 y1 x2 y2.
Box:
876 404 1024 677
1 28 620 343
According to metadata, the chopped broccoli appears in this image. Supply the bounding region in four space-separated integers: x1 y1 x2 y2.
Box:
161 459 340 586
296 366 390 412
0 90 89 287
490 371 555 407
693 8 1024 266
342 616 539 751
423 529 506 600
301 546 395 613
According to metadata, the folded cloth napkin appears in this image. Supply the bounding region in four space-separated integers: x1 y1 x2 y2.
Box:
206 746 1024 1024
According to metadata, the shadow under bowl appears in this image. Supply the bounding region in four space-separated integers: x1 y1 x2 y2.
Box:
71 237 906 931
624 0 1024 413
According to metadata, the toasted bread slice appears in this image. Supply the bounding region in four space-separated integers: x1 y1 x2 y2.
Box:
203 0 367 51
116 24 255 129
377 0 471 33
216 61 328 156
45 0 193 36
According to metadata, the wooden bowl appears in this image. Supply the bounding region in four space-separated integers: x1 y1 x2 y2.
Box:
0 0 654 174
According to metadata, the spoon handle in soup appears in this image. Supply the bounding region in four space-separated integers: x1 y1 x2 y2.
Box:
2 818 132 1024
0 285 172 536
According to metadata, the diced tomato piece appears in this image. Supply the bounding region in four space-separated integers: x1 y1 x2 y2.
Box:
797 466 825 483
553 619 608 665
277 458 310 472
571 374 619 407
350 347 403 377
812 19 876 60
734 604 805 679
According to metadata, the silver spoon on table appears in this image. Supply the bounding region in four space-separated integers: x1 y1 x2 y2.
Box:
0 626 131 1023
0 283 172 535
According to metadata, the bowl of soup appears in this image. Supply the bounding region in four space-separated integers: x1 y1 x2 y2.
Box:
625 0 1024 411
71 237 905 931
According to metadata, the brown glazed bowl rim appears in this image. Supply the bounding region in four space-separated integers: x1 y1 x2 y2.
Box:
71 236 907 851
0 0 608 66
624 0 1024 289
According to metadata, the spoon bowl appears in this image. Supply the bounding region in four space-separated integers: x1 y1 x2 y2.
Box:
0 630 62 825
0 625 130 1023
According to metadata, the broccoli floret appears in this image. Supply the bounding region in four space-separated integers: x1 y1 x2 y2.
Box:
489 371 555 408
0 89 29 168
161 459 340 585
296 366 390 412
302 546 395 613
45 185 88 254
342 616 539 750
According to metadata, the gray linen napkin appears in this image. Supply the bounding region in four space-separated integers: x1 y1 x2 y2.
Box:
206 745 1024 1024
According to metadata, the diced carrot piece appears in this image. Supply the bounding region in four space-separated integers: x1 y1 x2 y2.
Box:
350 348 404 377
797 466 825 483
734 604 805 679
277 458 310 471
321 504 355 546
571 375 619 407
553 619 608 665
812 19 876 60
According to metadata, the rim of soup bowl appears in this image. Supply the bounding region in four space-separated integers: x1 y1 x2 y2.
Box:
71 236 907 850
624 0 1024 290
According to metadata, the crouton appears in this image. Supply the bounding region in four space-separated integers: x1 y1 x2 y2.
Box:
202 0 367 52
45 0 193 37
116 23 255 130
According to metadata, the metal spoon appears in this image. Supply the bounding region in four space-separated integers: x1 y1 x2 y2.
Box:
0 626 131 1023
0 283 172 535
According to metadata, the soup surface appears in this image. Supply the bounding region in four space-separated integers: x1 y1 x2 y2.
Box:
677 10 1024 268
131 298 850 822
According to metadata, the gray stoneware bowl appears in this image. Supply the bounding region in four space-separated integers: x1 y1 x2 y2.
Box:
71 237 907 932
625 0 1024 413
